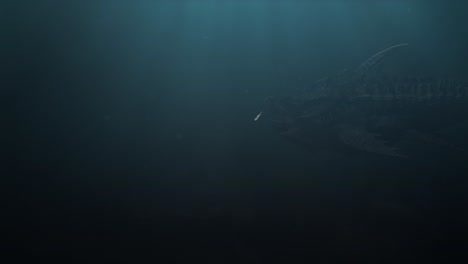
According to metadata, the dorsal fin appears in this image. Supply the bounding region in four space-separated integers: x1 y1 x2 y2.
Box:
356 43 409 78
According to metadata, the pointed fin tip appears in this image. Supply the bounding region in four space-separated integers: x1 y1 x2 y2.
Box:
356 43 409 76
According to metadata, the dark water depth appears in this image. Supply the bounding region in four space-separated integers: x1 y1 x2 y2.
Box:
3 1 468 263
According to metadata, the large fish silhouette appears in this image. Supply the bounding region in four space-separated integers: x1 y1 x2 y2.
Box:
256 44 468 158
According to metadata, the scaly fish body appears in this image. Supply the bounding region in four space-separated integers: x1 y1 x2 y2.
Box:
259 44 468 157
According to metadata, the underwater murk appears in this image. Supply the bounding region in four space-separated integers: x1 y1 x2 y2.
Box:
5 1 468 263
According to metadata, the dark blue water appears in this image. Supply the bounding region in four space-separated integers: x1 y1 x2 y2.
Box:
4 1 468 263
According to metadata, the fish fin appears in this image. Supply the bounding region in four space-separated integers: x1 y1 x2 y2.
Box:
405 130 468 153
339 125 408 158
355 43 408 78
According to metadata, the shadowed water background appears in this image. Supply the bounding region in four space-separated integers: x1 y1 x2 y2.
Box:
3 1 468 263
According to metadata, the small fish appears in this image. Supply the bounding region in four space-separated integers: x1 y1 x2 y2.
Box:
254 111 263 121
